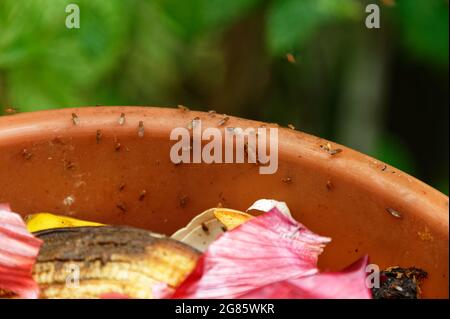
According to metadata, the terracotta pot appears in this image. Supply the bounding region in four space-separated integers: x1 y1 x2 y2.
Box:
0 107 448 298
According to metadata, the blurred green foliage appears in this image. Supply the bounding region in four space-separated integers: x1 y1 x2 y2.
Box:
0 0 448 193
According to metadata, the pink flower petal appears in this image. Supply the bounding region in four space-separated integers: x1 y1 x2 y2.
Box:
238 256 372 299
152 282 175 299
173 208 331 299
0 204 43 298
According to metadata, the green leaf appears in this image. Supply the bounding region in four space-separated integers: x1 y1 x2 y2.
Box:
0 0 132 110
394 0 449 66
156 0 263 41
202 0 263 27
267 0 361 54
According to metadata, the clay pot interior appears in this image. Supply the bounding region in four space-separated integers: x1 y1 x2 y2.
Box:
0 107 448 298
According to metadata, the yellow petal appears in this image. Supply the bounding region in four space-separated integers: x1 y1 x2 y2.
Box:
213 208 253 230
25 213 104 233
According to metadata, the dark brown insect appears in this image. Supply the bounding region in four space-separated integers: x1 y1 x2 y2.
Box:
328 148 342 155
4 106 18 114
22 149 32 160
138 121 145 138
139 190 147 201
71 113 80 125
287 124 295 130
282 177 292 184
64 160 75 170
320 143 342 156
326 181 334 191
201 222 209 234
218 116 229 126
116 202 127 213
115 142 121 151
118 183 125 191
179 195 189 208
96 130 102 144
118 113 126 125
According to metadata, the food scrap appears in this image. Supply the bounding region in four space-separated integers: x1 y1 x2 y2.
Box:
33 226 199 299
0 199 429 299
372 267 428 299
25 213 104 233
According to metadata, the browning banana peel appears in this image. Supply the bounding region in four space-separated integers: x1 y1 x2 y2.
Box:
32 226 200 299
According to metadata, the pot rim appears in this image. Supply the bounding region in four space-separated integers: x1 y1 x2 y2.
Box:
0 105 448 236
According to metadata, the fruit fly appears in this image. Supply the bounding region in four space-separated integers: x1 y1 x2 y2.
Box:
386 208 402 219
96 130 102 144
71 113 80 125
118 113 126 125
326 181 333 191
138 121 145 138
116 202 127 213
201 222 209 234
321 143 342 156
4 106 18 114
22 149 32 160
187 117 200 130
64 160 75 170
139 190 147 201
179 195 189 208
218 116 229 126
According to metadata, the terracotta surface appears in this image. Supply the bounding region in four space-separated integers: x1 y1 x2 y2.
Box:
0 106 448 298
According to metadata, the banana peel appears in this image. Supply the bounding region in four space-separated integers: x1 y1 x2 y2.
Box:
33 226 200 299
213 208 253 230
25 213 104 233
